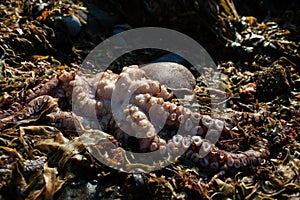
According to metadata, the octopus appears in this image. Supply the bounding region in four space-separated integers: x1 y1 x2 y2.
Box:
0 64 271 186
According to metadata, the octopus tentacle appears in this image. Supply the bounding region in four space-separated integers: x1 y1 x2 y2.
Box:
0 102 23 118
48 111 84 131
110 95 270 171
0 95 58 129
229 110 270 126
0 66 272 177
26 75 60 102
134 93 226 141
116 66 173 99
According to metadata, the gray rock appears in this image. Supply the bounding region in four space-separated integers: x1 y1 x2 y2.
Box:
141 62 196 89
57 181 97 200
141 62 196 98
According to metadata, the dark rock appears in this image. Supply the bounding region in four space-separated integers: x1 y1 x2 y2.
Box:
61 15 82 37
151 53 190 67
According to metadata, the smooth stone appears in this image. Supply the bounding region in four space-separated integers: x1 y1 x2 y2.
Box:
141 62 196 97
141 62 196 89
61 15 82 37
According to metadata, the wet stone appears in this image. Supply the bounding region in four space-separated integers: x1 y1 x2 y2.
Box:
141 62 196 98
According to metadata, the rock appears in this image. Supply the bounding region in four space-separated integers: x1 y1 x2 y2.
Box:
141 62 196 98
112 24 132 35
151 53 190 67
86 5 117 31
61 15 82 37
57 181 98 200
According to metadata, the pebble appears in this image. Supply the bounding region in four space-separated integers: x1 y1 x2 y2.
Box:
62 15 82 37
141 62 196 98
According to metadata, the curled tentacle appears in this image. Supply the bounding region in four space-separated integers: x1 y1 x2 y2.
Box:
0 95 58 129
26 75 60 102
